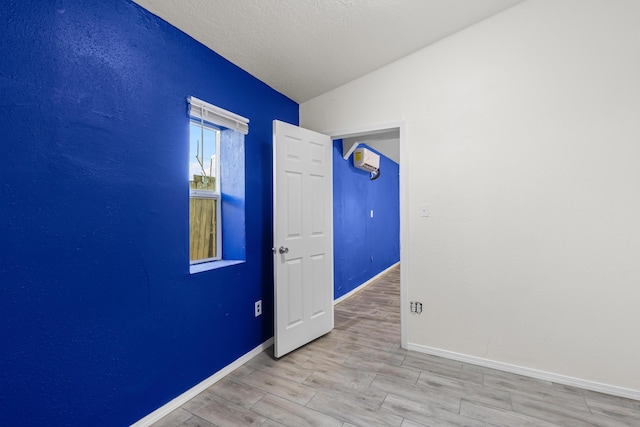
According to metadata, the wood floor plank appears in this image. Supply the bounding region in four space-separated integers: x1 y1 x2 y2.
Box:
183 392 266 427
303 369 377 393
369 375 462 413
585 398 640 425
277 346 314 366
392 347 464 370
247 351 314 383
343 354 421 385
381 394 486 427
205 377 266 409
225 363 256 379
306 391 404 427
511 394 631 427
508 386 590 413
150 408 193 427
250 394 343 427
400 419 429 427
459 399 558 427
416 370 513 411
294 339 352 364
303 371 387 409
482 371 555 393
322 336 407 365
233 369 318 406
402 356 485 385
303 334 406 365
328 328 398 353
338 322 400 343
178 415 217 427
583 390 640 412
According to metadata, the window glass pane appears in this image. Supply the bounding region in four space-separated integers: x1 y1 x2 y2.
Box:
189 121 220 263
189 122 218 190
189 197 217 262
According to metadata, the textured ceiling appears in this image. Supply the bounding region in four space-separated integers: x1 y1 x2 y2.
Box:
133 0 524 103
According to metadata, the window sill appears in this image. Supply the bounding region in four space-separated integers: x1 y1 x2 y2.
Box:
190 260 245 274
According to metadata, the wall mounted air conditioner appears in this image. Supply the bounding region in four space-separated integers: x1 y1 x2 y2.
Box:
353 147 379 172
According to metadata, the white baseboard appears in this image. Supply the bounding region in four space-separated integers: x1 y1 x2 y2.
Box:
334 261 400 305
130 338 274 427
407 342 640 401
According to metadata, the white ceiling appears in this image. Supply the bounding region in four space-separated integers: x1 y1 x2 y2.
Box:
132 0 524 104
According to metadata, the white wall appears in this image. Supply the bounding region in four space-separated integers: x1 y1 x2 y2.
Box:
301 0 640 394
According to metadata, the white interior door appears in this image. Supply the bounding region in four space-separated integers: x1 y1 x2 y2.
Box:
273 120 334 358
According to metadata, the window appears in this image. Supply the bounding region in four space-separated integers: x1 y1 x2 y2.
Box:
187 96 249 270
189 121 221 263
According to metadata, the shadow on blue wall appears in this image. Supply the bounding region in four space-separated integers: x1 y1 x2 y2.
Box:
333 141 400 300
0 1 297 425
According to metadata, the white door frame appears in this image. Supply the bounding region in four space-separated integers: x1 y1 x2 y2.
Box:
327 120 408 349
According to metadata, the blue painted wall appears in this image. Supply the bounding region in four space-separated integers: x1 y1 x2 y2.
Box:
333 142 400 299
0 1 297 426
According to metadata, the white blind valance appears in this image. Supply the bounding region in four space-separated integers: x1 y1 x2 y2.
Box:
188 96 249 135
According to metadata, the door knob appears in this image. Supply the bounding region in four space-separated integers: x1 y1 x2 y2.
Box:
278 246 289 254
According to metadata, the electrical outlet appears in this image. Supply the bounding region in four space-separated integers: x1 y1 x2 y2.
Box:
410 301 423 314
255 300 262 317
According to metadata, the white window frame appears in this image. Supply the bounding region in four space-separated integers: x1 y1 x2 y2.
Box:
187 96 249 270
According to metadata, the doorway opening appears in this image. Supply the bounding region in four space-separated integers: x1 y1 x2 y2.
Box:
330 124 406 348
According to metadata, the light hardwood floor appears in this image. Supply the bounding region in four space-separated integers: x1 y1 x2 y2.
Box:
152 265 640 426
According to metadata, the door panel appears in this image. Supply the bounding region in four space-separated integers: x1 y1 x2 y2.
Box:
273 120 333 358
285 258 303 328
285 171 303 238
